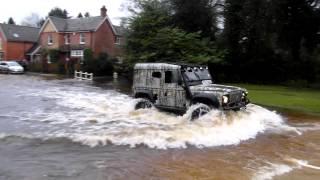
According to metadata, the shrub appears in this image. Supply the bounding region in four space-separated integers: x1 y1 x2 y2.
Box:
81 50 114 76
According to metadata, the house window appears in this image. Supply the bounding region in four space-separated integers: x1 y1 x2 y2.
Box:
48 34 53 45
0 52 3 60
0 38 2 50
71 50 84 57
80 33 85 44
115 36 121 45
64 34 70 44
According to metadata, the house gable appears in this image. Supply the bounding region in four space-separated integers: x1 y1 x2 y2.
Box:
43 21 57 33
40 19 58 33
95 16 117 36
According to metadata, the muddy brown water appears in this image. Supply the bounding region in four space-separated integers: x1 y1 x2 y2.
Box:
0 74 319 180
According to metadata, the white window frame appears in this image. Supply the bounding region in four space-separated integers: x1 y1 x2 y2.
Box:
71 50 84 57
48 34 53 45
79 33 85 44
64 34 70 45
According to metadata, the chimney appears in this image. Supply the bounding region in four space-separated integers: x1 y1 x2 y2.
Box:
101 6 107 17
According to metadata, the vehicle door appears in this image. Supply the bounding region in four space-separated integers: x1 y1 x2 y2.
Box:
158 70 186 109
148 70 162 106
0 62 8 72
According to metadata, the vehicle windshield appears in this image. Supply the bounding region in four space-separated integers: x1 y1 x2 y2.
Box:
7 62 20 66
182 67 212 85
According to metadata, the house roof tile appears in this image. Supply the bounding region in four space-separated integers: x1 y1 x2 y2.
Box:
49 16 104 32
49 16 125 35
0 23 40 43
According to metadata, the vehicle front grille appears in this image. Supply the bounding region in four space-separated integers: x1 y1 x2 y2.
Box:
229 91 242 103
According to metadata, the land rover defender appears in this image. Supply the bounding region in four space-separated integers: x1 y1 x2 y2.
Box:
133 63 250 119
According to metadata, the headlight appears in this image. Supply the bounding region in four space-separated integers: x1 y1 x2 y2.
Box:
222 95 229 104
242 91 248 97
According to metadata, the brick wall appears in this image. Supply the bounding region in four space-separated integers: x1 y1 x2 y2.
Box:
5 42 33 60
93 21 116 57
40 32 94 50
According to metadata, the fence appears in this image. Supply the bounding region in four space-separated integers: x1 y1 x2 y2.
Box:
74 71 93 81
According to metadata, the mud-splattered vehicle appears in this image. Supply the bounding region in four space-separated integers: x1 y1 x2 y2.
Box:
133 63 250 119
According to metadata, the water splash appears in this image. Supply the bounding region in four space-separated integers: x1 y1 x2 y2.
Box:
13 84 300 149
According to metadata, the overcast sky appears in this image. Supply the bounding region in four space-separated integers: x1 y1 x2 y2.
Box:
0 0 130 26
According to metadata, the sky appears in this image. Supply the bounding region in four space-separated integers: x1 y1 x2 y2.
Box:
0 0 130 26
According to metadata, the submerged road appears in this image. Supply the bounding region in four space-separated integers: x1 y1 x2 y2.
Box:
0 74 320 180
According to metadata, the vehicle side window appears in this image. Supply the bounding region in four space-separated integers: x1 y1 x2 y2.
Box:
0 63 6 65
165 71 173 83
152 72 161 78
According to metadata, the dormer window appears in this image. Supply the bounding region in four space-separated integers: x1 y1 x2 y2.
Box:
48 34 53 45
80 33 85 44
64 34 70 44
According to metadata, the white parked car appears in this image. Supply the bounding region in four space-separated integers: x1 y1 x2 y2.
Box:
0 61 24 74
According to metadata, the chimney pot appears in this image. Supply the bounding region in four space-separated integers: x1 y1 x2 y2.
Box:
101 6 107 17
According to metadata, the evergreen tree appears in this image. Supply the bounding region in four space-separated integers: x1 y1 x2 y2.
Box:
8 17 15 25
84 12 90 18
170 0 218 40
77 13 83 18
48 7 69 19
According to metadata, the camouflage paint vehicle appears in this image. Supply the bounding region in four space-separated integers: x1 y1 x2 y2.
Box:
133 63 250 119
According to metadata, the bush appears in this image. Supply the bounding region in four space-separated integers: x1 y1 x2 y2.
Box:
81 50 114 76
48 49 59 63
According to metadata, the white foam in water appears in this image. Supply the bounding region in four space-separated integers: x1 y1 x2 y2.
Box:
253 163 295 180
22 85 301 149
253 158 320 180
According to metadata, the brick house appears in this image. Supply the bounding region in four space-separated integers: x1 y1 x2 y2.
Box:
31 6 124 72
0 23 39 61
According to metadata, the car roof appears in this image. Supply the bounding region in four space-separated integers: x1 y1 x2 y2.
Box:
134 62 208 70
134 63 181 70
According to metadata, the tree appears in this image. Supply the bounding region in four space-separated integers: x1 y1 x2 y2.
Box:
37 18 45 27
84 12 90 18
169 0 218 40
125 0 224 65
8 17 15 25
21 13 42 27
77 13 83 18
222 0 320 83
48 7 69 19
82 49 114 76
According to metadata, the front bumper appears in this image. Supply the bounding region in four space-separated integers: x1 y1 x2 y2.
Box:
222 98 250 110
9 70 24 74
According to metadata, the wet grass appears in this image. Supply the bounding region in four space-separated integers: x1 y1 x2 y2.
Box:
232 84 320 117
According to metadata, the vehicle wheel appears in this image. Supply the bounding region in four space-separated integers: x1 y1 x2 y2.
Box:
135 99 153 110
191 104 211 120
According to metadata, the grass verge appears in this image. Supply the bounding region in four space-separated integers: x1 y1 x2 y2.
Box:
231 84 320 117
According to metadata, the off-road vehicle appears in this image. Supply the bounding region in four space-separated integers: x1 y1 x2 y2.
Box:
133 63 250 119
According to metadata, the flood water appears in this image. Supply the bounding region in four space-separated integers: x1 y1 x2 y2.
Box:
0 74 320 180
